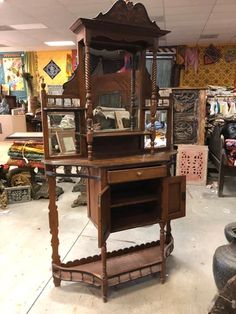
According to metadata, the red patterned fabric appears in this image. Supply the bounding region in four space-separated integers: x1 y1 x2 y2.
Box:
225 139 236 166
7 158 44 169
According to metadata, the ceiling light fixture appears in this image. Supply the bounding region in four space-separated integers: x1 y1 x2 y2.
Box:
44 41 75 47
0 0 5 3
199 34 218 39
10 23 47 30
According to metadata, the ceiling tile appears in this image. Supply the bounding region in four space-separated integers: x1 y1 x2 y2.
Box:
217 0 236 3
1 0 236 51
165 5 213 15
212 3 236 13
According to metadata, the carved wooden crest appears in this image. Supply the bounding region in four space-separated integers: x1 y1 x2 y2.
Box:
95 0 161 31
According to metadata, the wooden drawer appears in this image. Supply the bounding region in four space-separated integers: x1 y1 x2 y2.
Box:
107 165 167 184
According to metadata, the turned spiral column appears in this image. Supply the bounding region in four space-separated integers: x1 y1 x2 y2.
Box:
101 243 108 302
159 221 166 284
84 43 93 160
150 49 158 154
47 165 61 286
130 53 136 130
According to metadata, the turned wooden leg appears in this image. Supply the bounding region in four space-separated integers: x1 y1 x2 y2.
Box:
218 167 224 197
53 276 61 287
101 242 108 302
160 222 166 284
166 220 172 243
47 166 61 287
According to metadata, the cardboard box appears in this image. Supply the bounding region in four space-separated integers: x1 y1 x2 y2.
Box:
0 115 26 141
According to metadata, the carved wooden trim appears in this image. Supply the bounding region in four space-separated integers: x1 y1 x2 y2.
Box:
47 168 61 266
173 89 202 144
95 0 161 31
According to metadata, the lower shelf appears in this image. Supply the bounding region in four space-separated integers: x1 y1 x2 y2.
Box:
52 238 174 288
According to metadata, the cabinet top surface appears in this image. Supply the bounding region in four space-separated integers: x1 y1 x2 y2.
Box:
44 151 176 169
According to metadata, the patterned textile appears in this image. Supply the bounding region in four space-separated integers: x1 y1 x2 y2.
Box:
8 141 44 164
7 158 44 169
204 44 222 65
225 139 236 166
184 47 199 73
43 60 61 79
181 45 236 87
224 47 236 63
8 151 43 161
176 46 186 65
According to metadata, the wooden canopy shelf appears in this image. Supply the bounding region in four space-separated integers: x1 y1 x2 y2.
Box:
43 107 85 112
92 130 152 137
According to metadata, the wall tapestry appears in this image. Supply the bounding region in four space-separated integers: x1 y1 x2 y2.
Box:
43 60 61 79
180 45 236 88
1 55 24 91
0 52 26 99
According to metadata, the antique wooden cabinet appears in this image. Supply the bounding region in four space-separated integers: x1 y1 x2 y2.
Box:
41 0 186 302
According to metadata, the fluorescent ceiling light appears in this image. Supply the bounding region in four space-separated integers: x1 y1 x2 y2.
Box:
45 41 75 46
10 23 47 30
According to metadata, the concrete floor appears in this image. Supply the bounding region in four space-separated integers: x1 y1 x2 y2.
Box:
1 142 236 314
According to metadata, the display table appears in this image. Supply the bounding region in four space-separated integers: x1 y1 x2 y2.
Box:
5 132 43 141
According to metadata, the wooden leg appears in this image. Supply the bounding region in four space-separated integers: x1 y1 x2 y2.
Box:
160 222 166 284
47 166 61 287
53 276 61 287
218 167 224 197
101 242 108 302
166 220 172 244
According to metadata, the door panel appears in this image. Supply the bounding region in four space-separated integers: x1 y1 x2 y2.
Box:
98 185 110 248
162 176 186 221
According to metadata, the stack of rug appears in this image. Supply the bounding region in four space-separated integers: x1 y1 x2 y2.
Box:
7 141 44 169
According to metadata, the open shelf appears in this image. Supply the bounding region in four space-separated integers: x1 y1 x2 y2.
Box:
44 107 85 112
110 179 161 208
110 192 158 208
92 130 152 138
110 202 161 232
52 240 173 287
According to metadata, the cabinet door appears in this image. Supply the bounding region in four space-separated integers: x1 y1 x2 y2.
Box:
98 186 111 248
162 176 186 221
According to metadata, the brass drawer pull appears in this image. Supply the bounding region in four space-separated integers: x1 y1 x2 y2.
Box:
136 171 142 177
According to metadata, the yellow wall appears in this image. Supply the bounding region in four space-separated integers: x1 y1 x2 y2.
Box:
36 46 236 89
37 50 72 86
180 45 236 88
